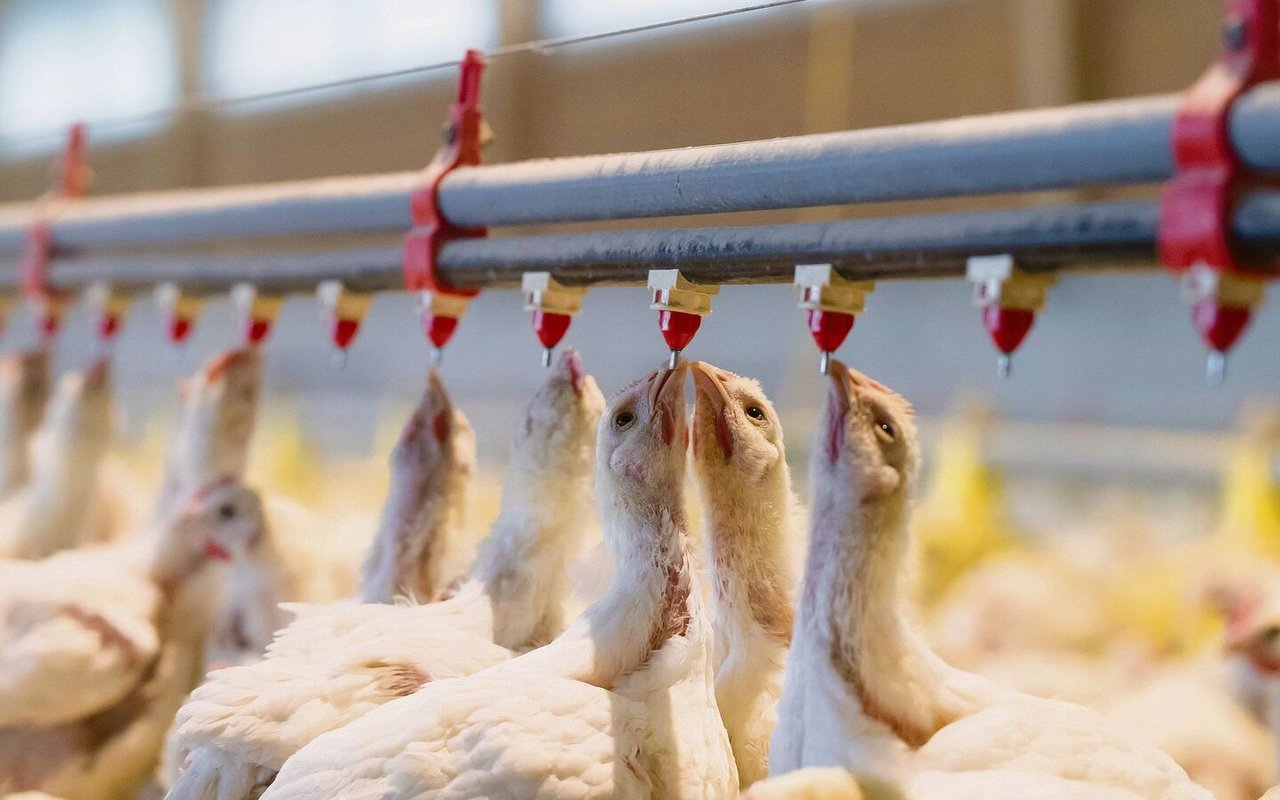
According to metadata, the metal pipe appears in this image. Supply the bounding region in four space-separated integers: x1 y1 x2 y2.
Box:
3 84 1280 255
27 192 1280 297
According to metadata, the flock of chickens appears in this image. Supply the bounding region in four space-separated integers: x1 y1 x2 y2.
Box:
0 341 1276 799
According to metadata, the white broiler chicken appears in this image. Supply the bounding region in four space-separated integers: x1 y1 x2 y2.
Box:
0 358 113 559
193 478 347 671
166 351 601 799
359 369 475 604
0 349 51 498
1104 664 1274 800
690 361 798 788
0 486 227 799
155 349 264 524
769 361 1211 799
261 360 738 800
0 348 263 800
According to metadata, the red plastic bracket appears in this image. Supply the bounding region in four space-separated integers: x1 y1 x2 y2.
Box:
21 123 89 343
1158 0 1280 358
404 49 488 352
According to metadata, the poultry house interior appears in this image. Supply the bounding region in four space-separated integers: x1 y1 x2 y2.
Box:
1 0 1280 798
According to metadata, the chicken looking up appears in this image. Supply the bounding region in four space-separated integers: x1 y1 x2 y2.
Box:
262 361 738 799
188 478 343 671
690 361 797 788
361 368 475 603
0 358 113 559
164 351 603 800
155 349 263 524
0 482 226 799
0 349 51 497
422 347 603 645
769 361 1210 799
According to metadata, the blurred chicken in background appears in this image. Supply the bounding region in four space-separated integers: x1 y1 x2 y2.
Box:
914 398 1021 608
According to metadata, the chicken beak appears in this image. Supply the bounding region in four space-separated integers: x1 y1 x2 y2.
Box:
824 359 855 463
422 368 455 444
690 362 730 414
649 359 688 447
691 361 735 459
557 348 586 395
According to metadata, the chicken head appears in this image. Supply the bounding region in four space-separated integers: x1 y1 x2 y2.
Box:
180 477 267 564
506 348 605 500
598 359 689 503
163 348 263 518
690 360 785 487
816 360 919 503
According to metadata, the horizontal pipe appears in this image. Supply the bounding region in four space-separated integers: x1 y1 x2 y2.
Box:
2 84 1280 255
29 192 1280 297
0 173 420 255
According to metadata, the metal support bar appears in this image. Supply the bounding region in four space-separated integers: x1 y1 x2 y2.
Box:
21 192 1280 297
4 85 1280 257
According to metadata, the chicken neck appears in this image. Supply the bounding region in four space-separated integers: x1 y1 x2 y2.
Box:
512 481 697 690
360 460 465 603
702 472 795 787
800 484 965 749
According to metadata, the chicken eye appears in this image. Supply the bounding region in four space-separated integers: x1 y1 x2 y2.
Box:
745 405 766 421
217 503 237 521
1264 625 1280 643
614 411 636 431
877 421 895 441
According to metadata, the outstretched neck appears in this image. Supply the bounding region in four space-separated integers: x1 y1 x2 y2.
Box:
524 481 697 688
361 469 462 603
703 472 796 787
705 479 795 647
467 469 594 650
13 439 105 557
800 486 957 747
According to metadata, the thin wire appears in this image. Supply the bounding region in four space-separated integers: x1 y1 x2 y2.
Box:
0 0 811 149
